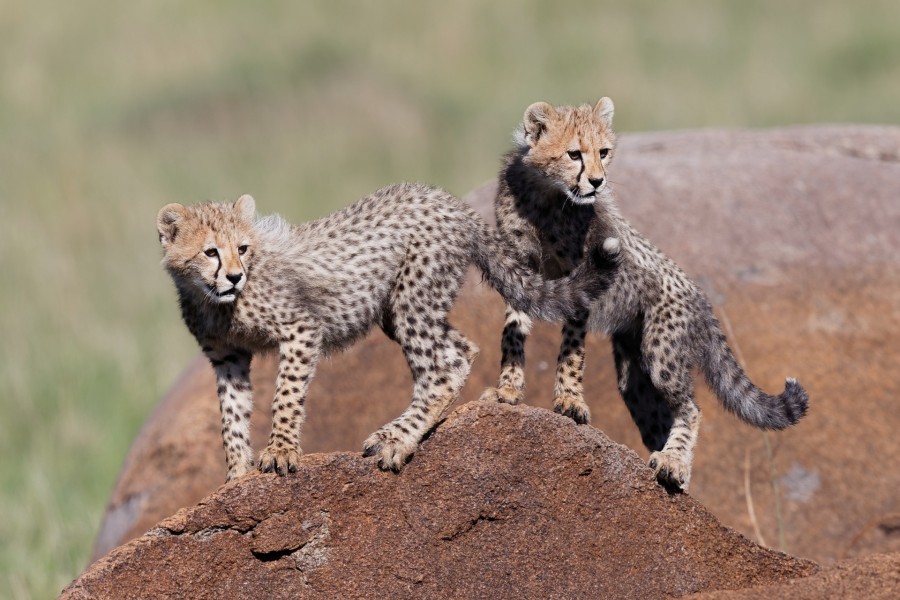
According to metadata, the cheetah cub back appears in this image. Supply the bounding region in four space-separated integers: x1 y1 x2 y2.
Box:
482 98 809 491
158 183 620 481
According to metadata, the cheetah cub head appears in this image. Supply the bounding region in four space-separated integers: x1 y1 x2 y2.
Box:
515 97 617 205
157 195 257 304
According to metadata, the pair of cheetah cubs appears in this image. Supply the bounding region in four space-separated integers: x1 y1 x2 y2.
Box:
158 98 807 491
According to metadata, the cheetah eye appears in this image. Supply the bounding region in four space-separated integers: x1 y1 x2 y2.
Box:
599 148 610 159
237 244 249 256
567 150 582 160
204 248 219 258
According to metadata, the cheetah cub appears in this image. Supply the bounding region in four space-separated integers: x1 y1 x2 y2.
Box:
158 183 620 481
481 98 808 490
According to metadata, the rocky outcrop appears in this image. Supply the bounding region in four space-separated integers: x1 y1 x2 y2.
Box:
89 329 421 560
64 402 816 600
91 125 900 568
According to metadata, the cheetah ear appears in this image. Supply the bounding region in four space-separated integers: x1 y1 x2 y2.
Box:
522 101 556 147
157 203 186 248
593 97 614 127
235 194 256 222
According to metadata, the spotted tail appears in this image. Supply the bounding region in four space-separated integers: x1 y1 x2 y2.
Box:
469 220 620 323
698 310 808 429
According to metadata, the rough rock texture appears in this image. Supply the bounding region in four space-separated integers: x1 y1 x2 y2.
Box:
686 552 900 600
64 402 816 600
90 330 418 560
92 125 900 568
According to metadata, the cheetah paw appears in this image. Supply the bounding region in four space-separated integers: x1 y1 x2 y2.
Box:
479 385 523 405
553 395 591 425
258 444 303 476
648 450 692 492
362 427 419 472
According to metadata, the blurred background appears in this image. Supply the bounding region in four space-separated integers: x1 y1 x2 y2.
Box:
1 0 899 597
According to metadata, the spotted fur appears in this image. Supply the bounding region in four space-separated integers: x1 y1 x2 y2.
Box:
158 183 620 481
481 98 809 491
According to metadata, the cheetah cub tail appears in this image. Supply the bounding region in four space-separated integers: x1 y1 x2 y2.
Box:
700 316 809 430
470 221 620 323
602 237 621 254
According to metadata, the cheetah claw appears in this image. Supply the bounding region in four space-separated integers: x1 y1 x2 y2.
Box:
553 395 591 425
362 428 418 472
258 445 303 476
479 385 523 405
648 450 692 492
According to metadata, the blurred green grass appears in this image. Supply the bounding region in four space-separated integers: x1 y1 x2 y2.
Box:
1 0 899 597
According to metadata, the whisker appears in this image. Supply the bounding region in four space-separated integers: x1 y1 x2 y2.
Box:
202 285 218 306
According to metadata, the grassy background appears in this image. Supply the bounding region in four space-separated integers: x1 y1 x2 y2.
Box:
1 1 898 597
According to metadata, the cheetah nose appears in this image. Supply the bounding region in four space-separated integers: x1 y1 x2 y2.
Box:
589 177 605 189
226 273 243 284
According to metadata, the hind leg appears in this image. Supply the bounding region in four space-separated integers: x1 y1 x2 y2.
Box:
480 307 531 405
448 327 480 368
647 400 700 491
379 309 477 417
612 333 673 452
364 245 471 470
642 323 701 491
613 329 700 491
364 324 471 470
553 310 590 424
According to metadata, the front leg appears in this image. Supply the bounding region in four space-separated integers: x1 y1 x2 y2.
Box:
480 307 531 405
258 323 321 476
482 204 543 405
553 311 590 424
206 346 254 482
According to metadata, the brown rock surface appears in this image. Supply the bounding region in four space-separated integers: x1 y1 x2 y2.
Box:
90 335 415 559
686 551 900 600
92 125 900 568
64 402 816 600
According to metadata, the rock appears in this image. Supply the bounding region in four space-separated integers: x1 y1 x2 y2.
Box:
685 552 900 600
91 335 415 560
91 125 900 566
63 402 816 600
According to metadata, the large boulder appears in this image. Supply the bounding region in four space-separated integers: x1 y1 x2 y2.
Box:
92 125 900 566
64 402 816 600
